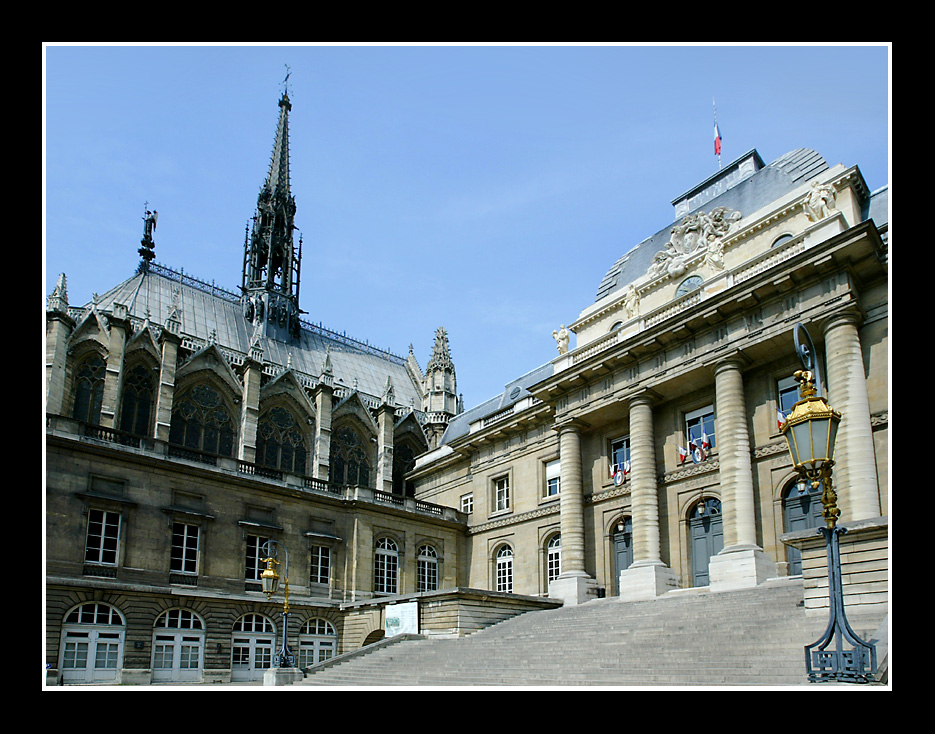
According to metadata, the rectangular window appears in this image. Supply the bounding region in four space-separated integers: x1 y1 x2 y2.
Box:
685 406 716 450
778 376 800 416
494 476 510 513
545 459 561 497
609 437 630 477
85 509 120 565
170 522 199 574
310 545 330 586
460 493 474 514
245 535 271 581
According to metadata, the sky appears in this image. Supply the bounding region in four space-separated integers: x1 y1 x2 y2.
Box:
43 44 890 410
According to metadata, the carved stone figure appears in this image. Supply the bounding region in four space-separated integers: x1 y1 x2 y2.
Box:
648 206 741 280
552 325 570 355
624 285 640 318
804 180 836 222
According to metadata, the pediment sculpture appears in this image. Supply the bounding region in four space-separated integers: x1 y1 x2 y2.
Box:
648 206 741 279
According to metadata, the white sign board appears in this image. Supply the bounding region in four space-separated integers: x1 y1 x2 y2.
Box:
385 601 418 637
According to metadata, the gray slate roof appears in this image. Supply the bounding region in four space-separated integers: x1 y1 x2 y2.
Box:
85 263 424 409
594 148 832 303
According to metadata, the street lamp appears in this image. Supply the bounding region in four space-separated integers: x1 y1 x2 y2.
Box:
260 540 296 669
780 324 876 684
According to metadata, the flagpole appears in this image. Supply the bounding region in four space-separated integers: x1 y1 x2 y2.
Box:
713 98 722 170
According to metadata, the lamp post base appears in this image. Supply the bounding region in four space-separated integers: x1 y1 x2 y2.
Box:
263 667 305 686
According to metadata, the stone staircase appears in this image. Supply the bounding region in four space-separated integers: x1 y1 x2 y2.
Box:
300 578 886 687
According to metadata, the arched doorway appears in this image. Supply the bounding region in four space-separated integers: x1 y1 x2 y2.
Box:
612 517 633 595
689 497 723 587
231 614 276 682
59 602 125 684
782 479 823 575
152 609 205 683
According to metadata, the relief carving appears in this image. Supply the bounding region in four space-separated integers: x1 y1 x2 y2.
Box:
649 206 741 279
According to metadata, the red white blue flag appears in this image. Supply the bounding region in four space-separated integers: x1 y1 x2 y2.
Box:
714 122 722 156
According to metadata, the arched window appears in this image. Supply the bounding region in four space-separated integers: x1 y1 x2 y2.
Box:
119 363 155 436
169 383 235 457
231 614 276 682
417 544 438 592
547 534 562 585
374 537 399 595
72 354 105 425
298 618 337 667
496 545 513 593
152 609 205 682
393 441 418 497
330 424 371 487
256 405 307 475
60 602 125 684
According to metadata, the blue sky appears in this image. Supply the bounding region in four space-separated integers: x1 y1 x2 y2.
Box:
43 44 890 409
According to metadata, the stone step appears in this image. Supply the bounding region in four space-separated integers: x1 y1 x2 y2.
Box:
300 579 883 687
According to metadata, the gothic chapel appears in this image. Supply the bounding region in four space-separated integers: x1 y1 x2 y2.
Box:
45 89 888 685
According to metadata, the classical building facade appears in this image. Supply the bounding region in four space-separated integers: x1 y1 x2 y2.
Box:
45 91 888 685
410 148 888 608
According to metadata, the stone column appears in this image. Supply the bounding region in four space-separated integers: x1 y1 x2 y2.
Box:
822 310 881 521
238 355 263 463
707 355 777 590
549 420 598 605
153 329 181 442
98 303 129 429
45 309 75 417
312 378 334 482
618 391 678 600
375 402 395 494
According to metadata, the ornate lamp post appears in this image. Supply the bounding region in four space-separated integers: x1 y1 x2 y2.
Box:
260 540 296 669
780 324 876 683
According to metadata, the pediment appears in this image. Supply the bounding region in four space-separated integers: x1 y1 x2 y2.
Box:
394 410 429 452
333 391 378 434
68 308 110 352
125 322 161 363
260 369 316 420
175 343 242 394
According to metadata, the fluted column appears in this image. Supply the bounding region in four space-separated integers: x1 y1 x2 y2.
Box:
628 393 662 564
617 391 678 600
549 419 597 605
707 354 777 590
822 311 881 521
713 357 757 548
558 421 586 575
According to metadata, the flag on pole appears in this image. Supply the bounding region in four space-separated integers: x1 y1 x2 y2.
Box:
678 445 689 464
714 121 722 156
777 409 786 431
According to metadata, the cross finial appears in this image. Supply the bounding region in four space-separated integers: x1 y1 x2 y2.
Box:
282 65 291 96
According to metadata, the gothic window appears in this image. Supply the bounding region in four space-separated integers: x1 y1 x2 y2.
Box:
330 424 371 487
119 363 155 436
256 406 307 475
72 354 105 425
393 441 418 496
168 384 235 457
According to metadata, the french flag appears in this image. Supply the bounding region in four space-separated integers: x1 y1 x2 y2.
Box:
777 409 786 431
714 122 722 156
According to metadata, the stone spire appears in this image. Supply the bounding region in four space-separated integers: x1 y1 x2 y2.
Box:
241 82 302 342
422 327 458 448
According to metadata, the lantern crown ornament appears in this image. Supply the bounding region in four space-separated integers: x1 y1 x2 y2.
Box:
260 555 281 598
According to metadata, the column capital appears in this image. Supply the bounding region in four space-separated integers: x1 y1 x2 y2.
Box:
553 417 589 435
820 306 863 333
710 349 751 374
627 388 661 408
